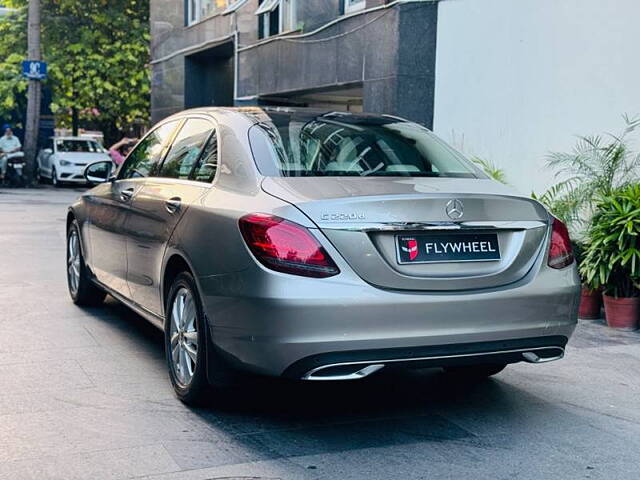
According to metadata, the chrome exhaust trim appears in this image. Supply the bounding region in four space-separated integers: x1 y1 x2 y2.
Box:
300 345 566 380
303 363 385 381
522 347 565 364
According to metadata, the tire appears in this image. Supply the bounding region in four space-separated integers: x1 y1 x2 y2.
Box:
443 363 507 379
165 271 214 405
67 220 106 306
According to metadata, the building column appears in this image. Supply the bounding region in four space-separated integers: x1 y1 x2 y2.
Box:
363 1 438 128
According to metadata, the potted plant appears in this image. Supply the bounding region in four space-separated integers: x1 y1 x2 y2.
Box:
531 192 604 318
579 285 603 320
570 241 602 319
533 116 640 319
580 185 640 330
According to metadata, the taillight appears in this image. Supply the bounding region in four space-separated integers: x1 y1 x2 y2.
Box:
548 218 574 269
239 214 340 278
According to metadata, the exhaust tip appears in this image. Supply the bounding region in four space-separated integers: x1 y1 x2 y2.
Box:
303 363 385 381
522 347 565 364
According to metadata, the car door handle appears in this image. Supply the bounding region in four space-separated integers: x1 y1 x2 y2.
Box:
165 197 181 214
120 188 135 202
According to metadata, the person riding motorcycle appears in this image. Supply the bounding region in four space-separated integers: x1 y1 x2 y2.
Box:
0 125 23 183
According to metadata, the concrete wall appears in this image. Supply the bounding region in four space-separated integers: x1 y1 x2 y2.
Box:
433 0 640 195
237 2 437 127
237 8 400 103
297 0 341 31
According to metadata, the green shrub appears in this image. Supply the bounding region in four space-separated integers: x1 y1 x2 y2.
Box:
531 181 578 227
580 184 640 297
534 115 640 233
471 157 509 184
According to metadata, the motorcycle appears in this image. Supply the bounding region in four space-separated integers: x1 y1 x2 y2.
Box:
2 151 26 187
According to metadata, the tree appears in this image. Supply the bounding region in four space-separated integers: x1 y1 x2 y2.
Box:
0 0 150 145
0 6 28 127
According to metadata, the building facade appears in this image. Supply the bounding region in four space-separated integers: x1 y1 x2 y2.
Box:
151 0 640 195
150 0 437 126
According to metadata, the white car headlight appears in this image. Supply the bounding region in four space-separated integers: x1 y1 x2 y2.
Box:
59 160 72 166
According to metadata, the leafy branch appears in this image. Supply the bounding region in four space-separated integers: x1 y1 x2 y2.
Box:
471 157 509 184
580 184 640 297
533 115 640 233
0 0 150 143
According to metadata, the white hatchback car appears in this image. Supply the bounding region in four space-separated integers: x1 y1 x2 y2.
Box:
37 137 111 186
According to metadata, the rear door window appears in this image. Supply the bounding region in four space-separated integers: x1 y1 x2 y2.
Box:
119 121 179 179
159 118 213 180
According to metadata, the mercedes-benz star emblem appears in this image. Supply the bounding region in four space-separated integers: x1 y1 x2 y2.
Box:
445 199 464 220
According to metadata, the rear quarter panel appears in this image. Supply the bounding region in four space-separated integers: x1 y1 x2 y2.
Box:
169 187 315 279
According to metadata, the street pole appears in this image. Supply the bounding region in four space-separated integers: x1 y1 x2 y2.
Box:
23 0 42 185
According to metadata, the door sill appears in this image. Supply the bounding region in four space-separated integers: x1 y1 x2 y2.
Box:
92 278 165 330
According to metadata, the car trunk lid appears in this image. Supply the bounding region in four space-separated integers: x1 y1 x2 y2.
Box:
262 177 550 291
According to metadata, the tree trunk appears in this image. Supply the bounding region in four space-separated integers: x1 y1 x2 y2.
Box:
23 0 42 185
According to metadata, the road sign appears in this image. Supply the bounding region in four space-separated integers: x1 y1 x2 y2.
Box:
22 60 47 80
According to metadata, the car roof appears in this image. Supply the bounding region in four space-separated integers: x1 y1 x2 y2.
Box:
165 106 410 126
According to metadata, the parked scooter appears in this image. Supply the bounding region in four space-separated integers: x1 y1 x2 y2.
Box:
1 152 26 187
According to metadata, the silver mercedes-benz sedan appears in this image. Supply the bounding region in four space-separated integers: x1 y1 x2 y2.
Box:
67 107 580 404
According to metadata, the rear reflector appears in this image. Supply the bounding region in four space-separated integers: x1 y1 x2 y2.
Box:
548 218 574 269
239 214 340 278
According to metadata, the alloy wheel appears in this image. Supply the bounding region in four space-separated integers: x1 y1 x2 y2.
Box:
67 230 81 296
169 287 199 387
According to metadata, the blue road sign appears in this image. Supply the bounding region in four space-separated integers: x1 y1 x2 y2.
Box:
22 60 47 80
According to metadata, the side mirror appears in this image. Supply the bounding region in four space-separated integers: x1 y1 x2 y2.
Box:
84 160 114 185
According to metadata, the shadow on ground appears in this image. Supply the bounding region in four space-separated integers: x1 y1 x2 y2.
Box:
79 295 541 456
70 294 640 478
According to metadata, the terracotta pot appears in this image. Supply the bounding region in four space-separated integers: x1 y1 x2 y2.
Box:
578 288 602 319
602 295 640 330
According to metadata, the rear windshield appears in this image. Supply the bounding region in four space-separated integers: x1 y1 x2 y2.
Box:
55 139 105 153
248 111 481 178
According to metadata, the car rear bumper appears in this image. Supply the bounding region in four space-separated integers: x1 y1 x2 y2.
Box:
200 264 580 379
284 336 568 380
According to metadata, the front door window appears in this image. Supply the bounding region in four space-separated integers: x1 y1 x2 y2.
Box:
119 121 179 179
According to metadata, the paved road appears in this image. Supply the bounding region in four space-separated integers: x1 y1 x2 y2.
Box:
1 186 640 480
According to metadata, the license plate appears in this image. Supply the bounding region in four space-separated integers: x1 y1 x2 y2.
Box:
396 232 501 264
